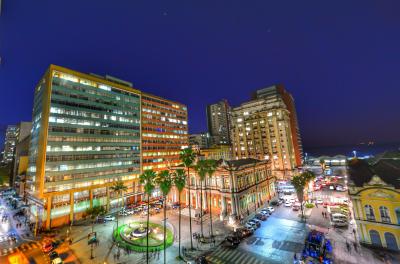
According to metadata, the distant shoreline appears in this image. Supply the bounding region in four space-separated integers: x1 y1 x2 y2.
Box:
303 142 400 157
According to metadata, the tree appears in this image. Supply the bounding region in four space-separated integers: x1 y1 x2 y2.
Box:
319 159 326 175
110 181 127 230
139 169 156 264
173 169 186 259
205 159 217 240
85 205 106 259
195 160 207 238
86 205 106 232
156 170 172 264
179 147 196 249
291 171 316 219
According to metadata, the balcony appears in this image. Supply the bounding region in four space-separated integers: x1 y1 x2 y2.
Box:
381 216 391 224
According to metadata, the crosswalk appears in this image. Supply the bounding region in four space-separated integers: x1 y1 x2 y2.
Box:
206 247 268 264
0 241 41 256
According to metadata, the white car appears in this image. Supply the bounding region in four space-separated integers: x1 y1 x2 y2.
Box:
267 207 274 212
51 257 63 264
245 222 257 230
285 201 292 207
289 198 295 203
316 199 323 204
104 215 115 221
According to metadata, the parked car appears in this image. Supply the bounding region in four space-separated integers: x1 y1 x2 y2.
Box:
267 206 275 212
255 213 267 221
245 222 256 231
49 251 59 260
316 199 323 204
103 215 115 222
235 227 252 238
292 203 301 211
51 257 63 264
225 235 241 247
285 201 292 207
260 209 270 215
42 241 54 253
248 219 260 228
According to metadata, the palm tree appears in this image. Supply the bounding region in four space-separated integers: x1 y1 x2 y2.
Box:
291 171 316 219
156 170 172 264
319 159 325 175
86 205 106 232
139 169 156 264
173 169 186 260
205 159 217 240
179 148 196 249
195 160 207 238
110 180 127 230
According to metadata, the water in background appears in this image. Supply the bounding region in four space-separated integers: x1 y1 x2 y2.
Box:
304 142 400 157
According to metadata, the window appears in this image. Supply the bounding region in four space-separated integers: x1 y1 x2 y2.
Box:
379 206 391 223
364 205 375 221
396 208 400 225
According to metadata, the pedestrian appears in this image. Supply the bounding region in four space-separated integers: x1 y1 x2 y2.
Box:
346 240 351 252
322 211 324 218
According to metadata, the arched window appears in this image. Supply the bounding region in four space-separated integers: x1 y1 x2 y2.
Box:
395 208 400 225
379 206 391 223
369 230 382 247
384 232 399 251
365 205 375 221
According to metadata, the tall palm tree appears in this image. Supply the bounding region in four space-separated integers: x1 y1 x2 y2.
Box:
195 160 207 238
139 169 156 264
179 148 196 249
205 159 217 240
110 180 127 230
291 171 315 219
173 169 186 259
156 170 172 264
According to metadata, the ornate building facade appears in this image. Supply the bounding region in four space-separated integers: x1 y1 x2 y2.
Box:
348 153 400 251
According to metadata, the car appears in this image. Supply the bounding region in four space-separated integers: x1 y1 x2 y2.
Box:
49 251 59 260
255 213 267 221
248 219 260 228
267 206 274 212
285 201 292 207
245 222 256 231
329 185 334 190
104 215 115 222
289 198 295 203
42 241 54 253
118 211 128 216
316 199 323 204
278 199 283 205
292 203 301 211
51 257 63 264
251 218 262 226
235 228 252 238
225 235 241 247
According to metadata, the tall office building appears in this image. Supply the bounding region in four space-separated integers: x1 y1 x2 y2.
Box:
11 122 32 186
206 99 231 145
141 93 188 172
231 85 303 179
26 65 187 229
2 125 18 164
189 132 210 150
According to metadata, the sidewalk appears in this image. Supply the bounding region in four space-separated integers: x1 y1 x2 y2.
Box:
54 208 232 264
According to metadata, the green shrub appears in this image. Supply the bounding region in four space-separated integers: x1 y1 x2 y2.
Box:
305 203 314 208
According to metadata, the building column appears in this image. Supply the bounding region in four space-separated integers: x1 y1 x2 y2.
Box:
46 196 52 230
185 190 189 206
203 190 208 209
196 192 200 209
106 187 110 212
221 196 227 216
89 190 93 209
70 192 74 224
231 195 237 216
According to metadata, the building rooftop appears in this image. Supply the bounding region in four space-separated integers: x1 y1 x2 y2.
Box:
348 151 400 189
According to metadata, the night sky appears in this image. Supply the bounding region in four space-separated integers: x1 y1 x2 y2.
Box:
1 1 400 149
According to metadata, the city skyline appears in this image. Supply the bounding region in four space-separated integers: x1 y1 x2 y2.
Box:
1 1 400 149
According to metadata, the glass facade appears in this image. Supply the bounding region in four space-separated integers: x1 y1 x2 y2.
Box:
43 71 141 192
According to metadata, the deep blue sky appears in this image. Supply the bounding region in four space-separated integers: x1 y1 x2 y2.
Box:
1 0 400 149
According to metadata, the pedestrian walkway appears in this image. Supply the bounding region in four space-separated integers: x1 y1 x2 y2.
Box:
206 246 278 264
0 241 41 256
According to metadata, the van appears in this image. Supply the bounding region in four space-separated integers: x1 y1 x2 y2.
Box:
331 213 348 227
